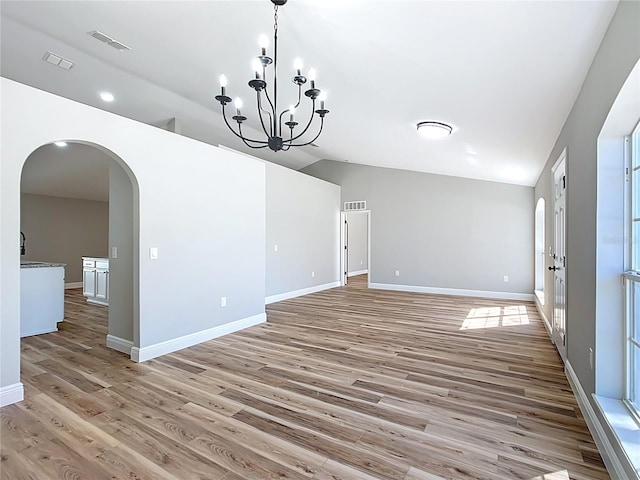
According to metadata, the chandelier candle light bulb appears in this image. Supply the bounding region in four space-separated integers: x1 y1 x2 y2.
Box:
219 74 228 96
319 91 327 110
308 68 317 89
214 0 329 152
259 34 269 55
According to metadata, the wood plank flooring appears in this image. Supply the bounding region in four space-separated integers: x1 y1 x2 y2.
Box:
1 275 608 479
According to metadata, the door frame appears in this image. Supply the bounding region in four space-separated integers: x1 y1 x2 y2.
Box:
551 149 567 361
340 210 371 287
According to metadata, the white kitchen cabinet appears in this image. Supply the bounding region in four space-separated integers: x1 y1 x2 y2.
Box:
20 262 66 337
83 257 109 306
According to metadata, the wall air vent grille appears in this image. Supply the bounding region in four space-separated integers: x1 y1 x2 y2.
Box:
344 201 367 211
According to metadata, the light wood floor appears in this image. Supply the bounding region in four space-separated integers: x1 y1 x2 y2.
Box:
1 275 608 480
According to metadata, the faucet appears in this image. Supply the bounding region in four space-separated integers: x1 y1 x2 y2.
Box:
20 231 26 255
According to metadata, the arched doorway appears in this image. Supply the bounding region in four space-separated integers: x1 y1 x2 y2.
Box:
20 140 139 359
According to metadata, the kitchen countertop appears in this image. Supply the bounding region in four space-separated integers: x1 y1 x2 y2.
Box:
20 261 66 269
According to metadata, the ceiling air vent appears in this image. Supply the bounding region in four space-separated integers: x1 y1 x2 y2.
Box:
42 51 75 70
88 30 131 51
344 201 367 211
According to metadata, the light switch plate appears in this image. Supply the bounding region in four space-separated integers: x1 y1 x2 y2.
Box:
149 247 158 260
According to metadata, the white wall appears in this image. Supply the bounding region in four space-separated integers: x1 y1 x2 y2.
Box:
265 162 341 302
303 161 534 299
108 160 135 347
1 78 266 405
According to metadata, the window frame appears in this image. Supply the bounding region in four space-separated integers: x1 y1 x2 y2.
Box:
624 121 640 422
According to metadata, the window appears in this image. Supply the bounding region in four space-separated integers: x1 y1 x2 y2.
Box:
624 121 640 418
534 198 545 304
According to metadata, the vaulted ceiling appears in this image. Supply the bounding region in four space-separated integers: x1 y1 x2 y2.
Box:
2 0 618 197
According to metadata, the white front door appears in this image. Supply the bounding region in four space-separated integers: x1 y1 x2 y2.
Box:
551 153 567 361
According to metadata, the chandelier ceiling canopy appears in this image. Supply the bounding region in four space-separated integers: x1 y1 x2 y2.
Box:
215 0 329 152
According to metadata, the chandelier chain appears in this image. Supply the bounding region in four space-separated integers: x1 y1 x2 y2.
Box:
274 4 279 37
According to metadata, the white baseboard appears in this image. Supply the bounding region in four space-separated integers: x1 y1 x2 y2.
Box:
65 282 83 289
534 296 553 338
565 361 631 480
106 334 133 355
266 281 341 305
368 282 535 302
131 312 266 363
20 326 58 337
348 270 368 277
0 382 24 407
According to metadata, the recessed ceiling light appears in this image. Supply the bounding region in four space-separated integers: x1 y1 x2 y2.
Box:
99 91 115 102
417 121 453 139
54 141 68 147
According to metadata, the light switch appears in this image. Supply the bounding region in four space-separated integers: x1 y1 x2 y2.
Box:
274 245 278 252
221 296 227 307
111 246 118 259
149 247 159 260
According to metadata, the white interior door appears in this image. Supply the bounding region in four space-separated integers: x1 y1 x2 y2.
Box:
340 213 348 285
551 154 567 361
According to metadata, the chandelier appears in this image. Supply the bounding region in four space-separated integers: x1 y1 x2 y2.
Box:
215 0 329 152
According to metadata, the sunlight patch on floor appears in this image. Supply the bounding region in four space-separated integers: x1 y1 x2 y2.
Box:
461 304 530 330
528 470 570 480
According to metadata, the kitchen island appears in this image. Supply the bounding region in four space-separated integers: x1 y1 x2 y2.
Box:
20 261 65 337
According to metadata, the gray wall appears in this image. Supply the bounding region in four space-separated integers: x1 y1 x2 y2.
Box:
535 0 639 393
108 161 135 344
302 161 534 295
265 162 340 299
346 211 368 275
533 1 639 477
20 193 108 283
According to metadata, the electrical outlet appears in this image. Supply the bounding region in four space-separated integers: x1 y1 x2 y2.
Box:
111 246 118 259
221 296 227 307
503 275 509 282
395 270 400 277
589 347 593 370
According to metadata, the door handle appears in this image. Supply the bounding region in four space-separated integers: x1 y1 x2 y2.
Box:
548 266 560 271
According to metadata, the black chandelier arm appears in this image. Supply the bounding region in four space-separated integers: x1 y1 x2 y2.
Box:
277 84 303 130
287 100 318 143
256 91 274 137
237 123 269 149
286 117 324 147
221 106 269 146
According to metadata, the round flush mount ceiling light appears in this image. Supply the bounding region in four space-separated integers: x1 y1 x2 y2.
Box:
54 141 68 147
417 121 453 139
99 91 115 102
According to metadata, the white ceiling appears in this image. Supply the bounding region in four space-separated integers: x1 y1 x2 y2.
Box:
2 0 618 197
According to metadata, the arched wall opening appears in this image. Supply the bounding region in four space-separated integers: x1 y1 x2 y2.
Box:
19 140 140 356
